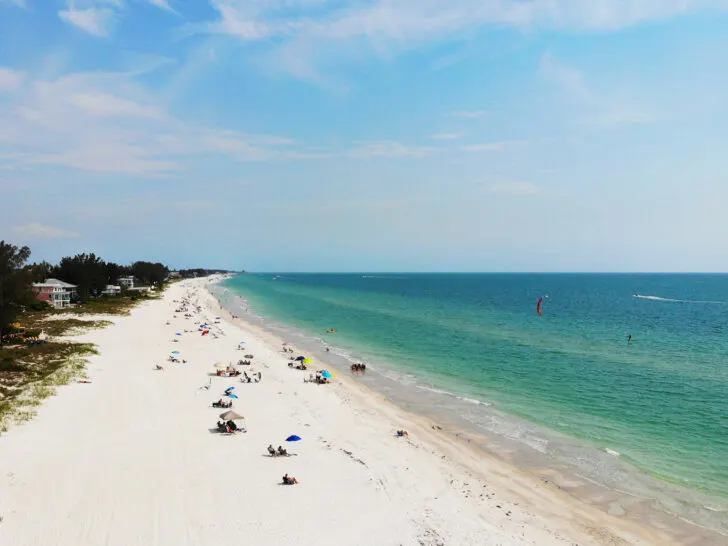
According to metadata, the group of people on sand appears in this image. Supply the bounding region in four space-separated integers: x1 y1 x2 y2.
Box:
217 367 241 377
304 371 330 384
212 398 233 408
242 371 262 383
267 444 290 457
350 363 366 374
216 419 241 434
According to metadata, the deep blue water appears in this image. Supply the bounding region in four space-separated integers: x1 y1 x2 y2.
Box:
221 273 728 505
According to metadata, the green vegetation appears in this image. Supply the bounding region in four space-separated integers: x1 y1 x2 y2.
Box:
0 342 97 432
0 242 35 339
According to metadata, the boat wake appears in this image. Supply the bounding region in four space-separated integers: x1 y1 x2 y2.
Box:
633 294 726 304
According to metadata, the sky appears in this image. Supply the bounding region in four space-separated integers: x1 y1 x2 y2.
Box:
2 1 728 272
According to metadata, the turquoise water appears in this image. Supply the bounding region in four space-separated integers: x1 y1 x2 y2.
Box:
220 273 728 520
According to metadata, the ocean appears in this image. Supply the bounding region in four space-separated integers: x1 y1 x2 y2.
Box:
216 273 728 534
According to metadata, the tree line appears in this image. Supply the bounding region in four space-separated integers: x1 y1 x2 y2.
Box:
177 268 239 278
0 240 169 337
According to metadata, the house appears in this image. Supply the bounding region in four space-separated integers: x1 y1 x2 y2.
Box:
32 278 78 309
128 286 152 294
118 276 135 289
102 285 122 296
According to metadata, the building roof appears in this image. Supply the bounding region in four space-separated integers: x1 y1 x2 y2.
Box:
33 278 77 289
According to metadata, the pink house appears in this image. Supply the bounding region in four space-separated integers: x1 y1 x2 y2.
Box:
32 278 78 309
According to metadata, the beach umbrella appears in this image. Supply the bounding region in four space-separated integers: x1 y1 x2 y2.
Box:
227 393 239 399
295 356 306 361
171 350 180 354
219 410 244 421
176 333 182 336
322 370 332 379
302 358 312 365
214 362 227 369
285 435 302 442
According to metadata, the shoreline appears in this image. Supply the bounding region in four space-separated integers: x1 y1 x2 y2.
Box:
210 276 726 544
0 277 719 545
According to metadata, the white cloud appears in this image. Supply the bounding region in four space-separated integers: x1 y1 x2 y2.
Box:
462 140 526 152
488 182 542 196
540 52 658 125
69 92 164 119
0 68 23 91
58 7 115 37
30 143 182 175
147 0 175 12
347 141 434 158
12 222 80 239
57 1 175 37
430 133 464 140
204 1 728 78
539 53 591 102
450 110 485 119
0 69 327 175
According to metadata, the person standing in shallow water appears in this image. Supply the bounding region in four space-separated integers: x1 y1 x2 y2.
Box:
627 334 632 344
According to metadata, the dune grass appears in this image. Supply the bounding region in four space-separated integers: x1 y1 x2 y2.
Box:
0 343 97 432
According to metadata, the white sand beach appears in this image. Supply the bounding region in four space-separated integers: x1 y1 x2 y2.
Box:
0 279 692 545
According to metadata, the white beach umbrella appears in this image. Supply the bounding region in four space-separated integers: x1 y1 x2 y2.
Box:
219 410 244 421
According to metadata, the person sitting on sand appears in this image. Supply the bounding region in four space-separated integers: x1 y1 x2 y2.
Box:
282 474 298 485
227 420 238 432
277 446 287 456
268 444 277 456
396 430 408 437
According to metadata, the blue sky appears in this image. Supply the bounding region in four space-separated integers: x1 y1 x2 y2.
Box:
2 1 728 272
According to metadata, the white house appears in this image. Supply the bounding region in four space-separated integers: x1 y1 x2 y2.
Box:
102 285 122 296
32 278 78 309
118 276 135 289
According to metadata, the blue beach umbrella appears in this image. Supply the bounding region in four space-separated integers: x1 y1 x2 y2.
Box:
321 370 332 379
295 356 306 361
286 435 302 442
171 350 180 354
227 393 239 399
